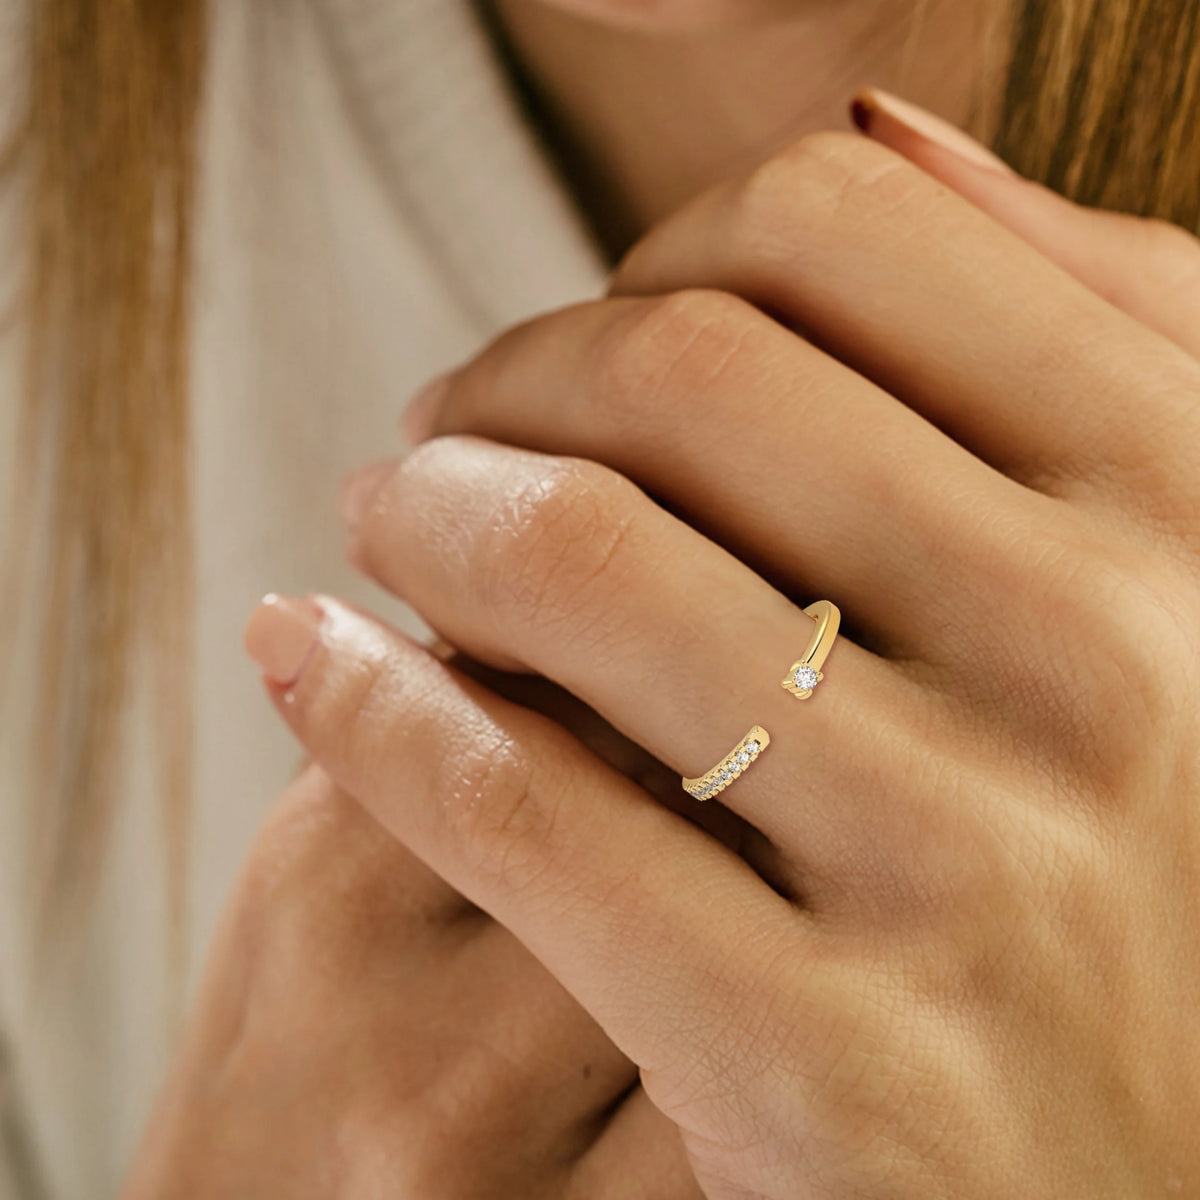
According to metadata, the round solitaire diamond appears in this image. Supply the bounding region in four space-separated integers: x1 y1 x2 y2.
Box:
793 665 820 691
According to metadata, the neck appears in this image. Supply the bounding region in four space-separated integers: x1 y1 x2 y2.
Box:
490 0 1012 256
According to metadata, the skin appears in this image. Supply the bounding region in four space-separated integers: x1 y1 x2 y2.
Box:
122 761 702 1199
490 0 1007 249
126 3 1200 1197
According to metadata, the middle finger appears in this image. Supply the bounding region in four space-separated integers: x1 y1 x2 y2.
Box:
406 289 1041 662
343 434 942 897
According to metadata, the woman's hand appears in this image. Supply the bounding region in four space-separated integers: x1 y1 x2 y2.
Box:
121 762 700 1199
245 98 1200 1197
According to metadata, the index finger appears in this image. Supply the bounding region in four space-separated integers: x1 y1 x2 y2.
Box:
244 593 818 1103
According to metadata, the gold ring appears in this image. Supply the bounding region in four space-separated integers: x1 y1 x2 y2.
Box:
781 600 841 699
682 727 770 802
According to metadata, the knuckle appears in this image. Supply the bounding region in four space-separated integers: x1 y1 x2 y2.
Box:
735 131 911 254
477 457 643 646
437 735 562 896
210 770 363 1063
239 764 355 913
593 289 757 425
976 523 1191 784
237 765 408 957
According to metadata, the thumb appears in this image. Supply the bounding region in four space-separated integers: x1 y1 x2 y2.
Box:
851 88 1200 359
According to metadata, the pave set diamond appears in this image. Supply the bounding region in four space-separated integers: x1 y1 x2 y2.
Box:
684 735 764 801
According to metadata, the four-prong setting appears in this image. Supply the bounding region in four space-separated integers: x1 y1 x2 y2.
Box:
781 663 823 699
782 600 840 700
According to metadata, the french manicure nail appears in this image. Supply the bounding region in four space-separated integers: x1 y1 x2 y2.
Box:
339 459 396 535
851 88 1015 176
402 372 454 444
244 593 324 686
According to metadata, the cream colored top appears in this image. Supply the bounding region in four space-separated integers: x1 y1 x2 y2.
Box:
0 2 606 1196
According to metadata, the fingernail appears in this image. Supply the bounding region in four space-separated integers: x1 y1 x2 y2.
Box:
850 88 1015 176
339 459 396 535
244 593 325 686
426 635 457 661
402 372 454 444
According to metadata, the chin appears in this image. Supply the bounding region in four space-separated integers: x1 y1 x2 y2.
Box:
530 0 803 32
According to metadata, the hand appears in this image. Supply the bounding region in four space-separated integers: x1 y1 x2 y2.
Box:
122 763 700 1199
245 98 1200 1197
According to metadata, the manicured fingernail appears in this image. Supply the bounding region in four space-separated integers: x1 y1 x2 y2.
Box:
244 593 325 686
339 459 396 535
426 635 458 661
402 372 453 444
851 88 1015 176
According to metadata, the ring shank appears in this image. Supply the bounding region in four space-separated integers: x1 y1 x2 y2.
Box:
798 600 840 673
682 726 770 801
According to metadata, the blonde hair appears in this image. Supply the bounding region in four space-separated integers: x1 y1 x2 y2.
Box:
11 0 206 949
7 0 1200 943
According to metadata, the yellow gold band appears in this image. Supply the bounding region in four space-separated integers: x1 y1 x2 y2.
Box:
782 599 841 699
682 726 770 802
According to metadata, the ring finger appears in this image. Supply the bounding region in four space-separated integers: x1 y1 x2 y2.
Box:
340 434 948 905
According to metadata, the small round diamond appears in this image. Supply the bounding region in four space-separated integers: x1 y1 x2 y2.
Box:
745 740 760 755
737 751 750 765
793 665 820 691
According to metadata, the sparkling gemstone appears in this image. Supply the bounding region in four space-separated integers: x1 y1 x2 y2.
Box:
737 751 750 765
745 740 760 754
793 665 820 691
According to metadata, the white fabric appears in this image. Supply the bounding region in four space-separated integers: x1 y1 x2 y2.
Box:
0 1 606 1195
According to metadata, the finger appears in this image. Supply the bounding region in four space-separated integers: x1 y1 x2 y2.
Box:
569 1086 706 1200
398 289 1034 658
257 765 643 1131
851 88 1200 360
446 650 764 862
255 759 472 926
440 921 641 1134
248 761 651 1167
611 131 1200 518
243 592 815 1118
338 435 950 902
